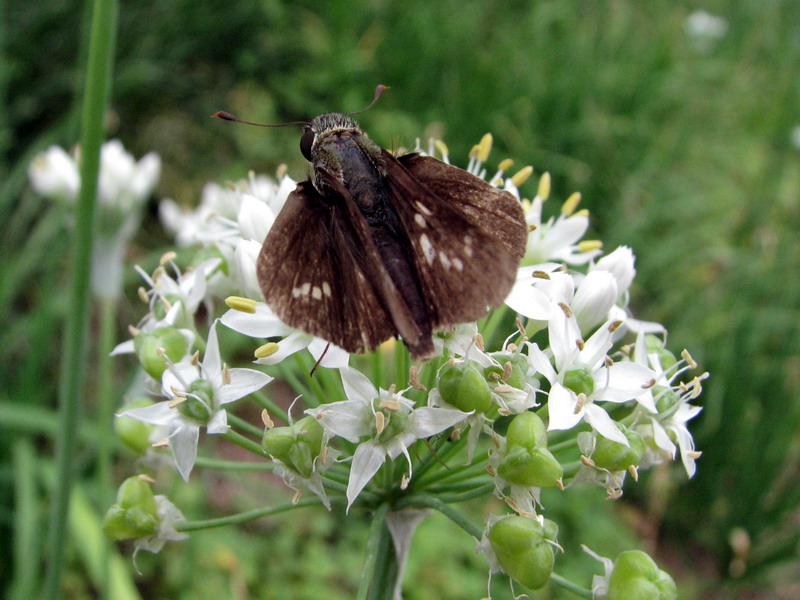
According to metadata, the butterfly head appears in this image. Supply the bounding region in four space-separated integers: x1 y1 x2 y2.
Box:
300 113 363 162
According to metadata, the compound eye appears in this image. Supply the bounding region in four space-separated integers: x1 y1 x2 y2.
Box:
300 130 315 161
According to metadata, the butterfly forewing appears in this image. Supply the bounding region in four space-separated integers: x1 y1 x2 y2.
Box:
383 151 527 327
257 181 398 353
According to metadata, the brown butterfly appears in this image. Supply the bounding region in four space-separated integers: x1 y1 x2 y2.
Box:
216 88 527 359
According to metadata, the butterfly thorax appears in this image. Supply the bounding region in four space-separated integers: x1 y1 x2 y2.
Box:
308 113 433 355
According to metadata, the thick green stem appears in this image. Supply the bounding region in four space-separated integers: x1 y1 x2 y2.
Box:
42 0 118 596
356 502 391 600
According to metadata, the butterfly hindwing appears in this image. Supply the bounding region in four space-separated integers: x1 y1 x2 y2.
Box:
257 181 400 353
383 151 527 327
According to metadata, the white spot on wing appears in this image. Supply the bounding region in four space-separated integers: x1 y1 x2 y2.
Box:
464 245 474 258
420 234 435 264
453 257 464 271
312 286 322 300
322 281 332 297
414 213 427 228
439 251 451 270
415 201 433 216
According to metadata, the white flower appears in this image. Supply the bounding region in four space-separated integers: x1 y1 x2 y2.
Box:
120 322 272 480
221 301 349 368
134 495 188 554
523 194 601 265
28 145 80 200
685 10 728 42
528 309 657 445
29 140 161 298
630 332 704 477
96 139 160 210
306 367 469 510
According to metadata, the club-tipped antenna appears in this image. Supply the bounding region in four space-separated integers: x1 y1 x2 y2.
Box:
348 84 390 116
211 111 308 128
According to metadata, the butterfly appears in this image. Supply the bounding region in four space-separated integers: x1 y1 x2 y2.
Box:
217 88 527 359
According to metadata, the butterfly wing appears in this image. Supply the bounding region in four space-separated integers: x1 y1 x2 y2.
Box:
383 151 527 327
257 180 421 354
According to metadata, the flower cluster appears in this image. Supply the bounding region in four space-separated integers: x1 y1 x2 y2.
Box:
57 133 706 597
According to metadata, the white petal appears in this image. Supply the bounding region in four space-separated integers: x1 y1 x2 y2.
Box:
527 342 556 384
409 407 469 438
307 401 371 442
548 311 581 372
580 320 615 368
584 404 629 445
505 270 554 320
111 339 134 355
340 367 378 405
203 321 222 375
220 302 293 338
572 271 618 331
651 420 676 455
254 331 312 366
120 401 176 426
347 440 386 511
206 409 229 434
308 337 350 368
596 362 656 403
170 423 200 481
546 383 583 431
217 368 273 404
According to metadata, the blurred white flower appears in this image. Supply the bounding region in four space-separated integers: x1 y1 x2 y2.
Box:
28 145 80 200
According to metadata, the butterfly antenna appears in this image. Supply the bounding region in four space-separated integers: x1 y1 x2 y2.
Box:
212 112 308 128
348 84 390 116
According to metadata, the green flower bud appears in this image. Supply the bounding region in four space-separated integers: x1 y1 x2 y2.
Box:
655 387 680 414
134 327 188 380
609 550 677 600
115 397 156 453
505 411 548 450
645 335 677 371
488 516 558 590
485 353 529 390
437 361 494 413
497 445 563 487
102 476 159 540
563 367 595 396
593 426 646 472
176 379 213 422
262 416 324 478
377 407 409 443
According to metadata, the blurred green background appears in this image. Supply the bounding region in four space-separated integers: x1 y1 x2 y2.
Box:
2 0 800 598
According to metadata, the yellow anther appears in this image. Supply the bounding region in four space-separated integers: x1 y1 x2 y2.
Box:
225 296 257 313
261 409 275 429
536 172 551 199
374 411 385 435
137 474 156 484
222 363 231 385
434 139 449 158
255 342 280 359
498 158 514 172
561 192 582 215
477 133 493 162
137 287 149 304
578 240 603 253
276 163 288 179
160 251 177 266
511 165 534 188
573 208 590 218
